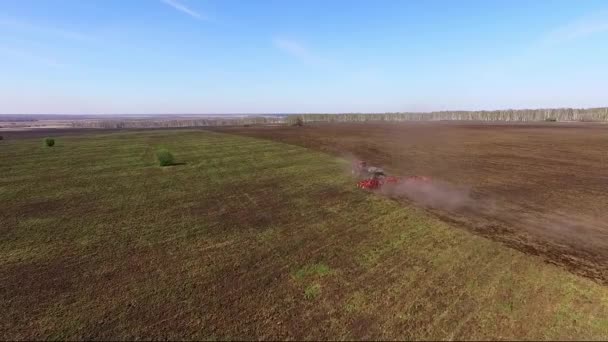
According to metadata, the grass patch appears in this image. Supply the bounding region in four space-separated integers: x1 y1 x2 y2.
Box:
294 263 331 280
345 292 366 313
304 284 321 300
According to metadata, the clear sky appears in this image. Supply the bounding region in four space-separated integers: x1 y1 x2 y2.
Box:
1 0 607 114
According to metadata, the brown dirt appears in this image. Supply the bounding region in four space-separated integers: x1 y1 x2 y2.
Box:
213 121 608 284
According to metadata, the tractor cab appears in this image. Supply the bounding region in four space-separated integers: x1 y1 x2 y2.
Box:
352 160 385 179
367 166 386 179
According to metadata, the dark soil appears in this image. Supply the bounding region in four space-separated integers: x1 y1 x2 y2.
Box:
215 121 608 284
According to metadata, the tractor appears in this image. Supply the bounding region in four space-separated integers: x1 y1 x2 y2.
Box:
353 160 431 189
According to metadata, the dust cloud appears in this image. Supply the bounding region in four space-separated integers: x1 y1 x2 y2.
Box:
347 157 608 255
380 179 474 212
516 211 608 252
343 154 476 212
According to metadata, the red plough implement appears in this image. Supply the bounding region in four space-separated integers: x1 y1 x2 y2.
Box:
357 176 432 190
357 178 382 189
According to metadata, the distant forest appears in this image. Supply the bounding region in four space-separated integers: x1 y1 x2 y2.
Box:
72 107 608 128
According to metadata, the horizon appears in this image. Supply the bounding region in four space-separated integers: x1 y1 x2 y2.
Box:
2 104 608 117
1 0 608 114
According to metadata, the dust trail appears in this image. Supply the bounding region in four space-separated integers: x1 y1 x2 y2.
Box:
380 179 474 212
512 211 608 252
345 155 476 212
347 157 608 256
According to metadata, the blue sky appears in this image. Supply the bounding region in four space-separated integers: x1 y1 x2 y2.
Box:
1 0 607 114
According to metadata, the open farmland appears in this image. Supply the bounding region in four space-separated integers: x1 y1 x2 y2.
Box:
2 129 608 339
217 122 608 284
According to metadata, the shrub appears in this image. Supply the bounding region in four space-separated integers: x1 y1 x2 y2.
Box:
156 149 174 166
545 118 557 122
44 138 55 147
294 116 304 127
0 136 3 140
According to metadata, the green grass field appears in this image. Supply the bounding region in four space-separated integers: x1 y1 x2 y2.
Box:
2 130 608 340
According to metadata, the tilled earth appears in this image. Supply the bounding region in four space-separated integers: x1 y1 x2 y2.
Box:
215 122 608 284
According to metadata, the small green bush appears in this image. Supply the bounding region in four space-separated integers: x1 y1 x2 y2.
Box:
545 118 557 122
0 135 4 140
156 149 175 166
44 138 55 147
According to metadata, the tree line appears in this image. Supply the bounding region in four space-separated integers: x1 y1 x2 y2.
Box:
290 107 608 123
71 116 285 129
72 107 608 129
